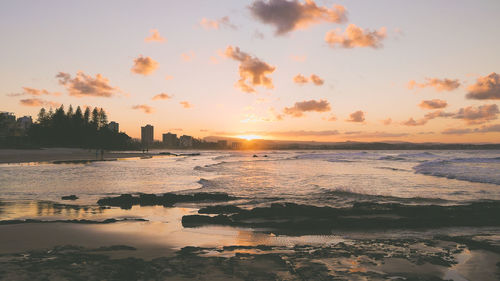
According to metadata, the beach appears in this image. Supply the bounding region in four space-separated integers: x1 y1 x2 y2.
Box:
1 150 500 280
0 148 149 164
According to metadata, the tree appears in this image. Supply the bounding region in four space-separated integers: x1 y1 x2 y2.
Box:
83 107 91 125
98 108 108 129
37 108 47 124
91 107 99 129
67 105 74 119
74 106 83 124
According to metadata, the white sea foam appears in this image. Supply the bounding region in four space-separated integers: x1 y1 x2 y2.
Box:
414 157 500 185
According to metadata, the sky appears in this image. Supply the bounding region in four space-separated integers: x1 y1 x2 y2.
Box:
1 0 499 143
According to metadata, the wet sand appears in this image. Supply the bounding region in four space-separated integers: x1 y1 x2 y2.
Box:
1 221 499 280
0 148 149 164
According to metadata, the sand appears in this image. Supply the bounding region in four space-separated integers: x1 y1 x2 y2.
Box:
0 148 149 164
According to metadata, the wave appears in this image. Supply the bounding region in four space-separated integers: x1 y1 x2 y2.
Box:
413 157 500 185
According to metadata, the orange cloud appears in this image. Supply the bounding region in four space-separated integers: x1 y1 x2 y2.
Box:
165 75 174 80
408 78 460 92
442 124 500 135
402 117 428 126
283 99 331 117
199 16 236 30
225 46 276 93
310 74 324 85
293 74 309 84
131 55 159 75
346 110 365 122
419 99 447 109
382 118 392 125
454 104 499 125
292 74 324 85
9 87 61 97
152 93 172 100
19 98 60 107
132 104 154 114
249 0 347 35
325 24 386 49
144 29 166 43
180 101 193 108
56 71 119 97
466 72 500 100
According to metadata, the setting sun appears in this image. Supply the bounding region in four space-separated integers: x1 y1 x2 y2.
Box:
236 134 262 141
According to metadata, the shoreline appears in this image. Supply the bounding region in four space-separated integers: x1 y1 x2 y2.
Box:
0 148 150 164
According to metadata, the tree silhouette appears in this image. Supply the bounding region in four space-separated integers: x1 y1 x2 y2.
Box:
28 105 132 149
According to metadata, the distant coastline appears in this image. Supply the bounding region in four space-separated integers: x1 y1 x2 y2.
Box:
1 142 500 165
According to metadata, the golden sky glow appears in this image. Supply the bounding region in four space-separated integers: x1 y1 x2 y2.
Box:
1 0 499 143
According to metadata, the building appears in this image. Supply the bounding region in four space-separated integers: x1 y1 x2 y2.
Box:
217 140 228 149
179 135 193 147
162 132 178 147
107 121 119 133
141 124 154 146
0 112 17 137
231 141 242 150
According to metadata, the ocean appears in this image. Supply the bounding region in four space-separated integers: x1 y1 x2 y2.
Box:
1 150 500 280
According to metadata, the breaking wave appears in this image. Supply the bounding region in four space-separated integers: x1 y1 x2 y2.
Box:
414 157 500 185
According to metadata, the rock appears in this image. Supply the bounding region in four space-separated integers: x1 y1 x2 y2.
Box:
61 195 78 200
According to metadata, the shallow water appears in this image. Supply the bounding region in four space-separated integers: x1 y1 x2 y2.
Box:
1 150 500 280
1 150 500 206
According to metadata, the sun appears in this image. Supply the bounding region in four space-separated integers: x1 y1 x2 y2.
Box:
236 134 261 141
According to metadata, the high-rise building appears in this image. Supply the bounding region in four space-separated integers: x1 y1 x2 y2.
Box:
162 132 178 147
0 112 17 137
141 124 154 146
231 141 242 150
107 121 119 133
217 140 228 148
179 135 193 147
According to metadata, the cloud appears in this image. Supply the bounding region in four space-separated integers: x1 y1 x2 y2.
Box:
131 55 159 75
224 46 276 93
323 114 337 121
402 117 428 126
441 128 473 135
165 75 174 80
423 110 455 120
382 118 392 125
283 99 331 117
181 51 195 62
466 72 500 100
292 73 324 85
453 104 499 125
419 99 447 109
132 104 154 114
19 98 60 107
56 71 119 97
144 29 166 42
408 78 460 92
404 106 498 127
325 24 387 49
8 87 62 97
310 74 324 85
346 110 365 122
342 131 409 138
293 74 309 84
200 16 237 30
180 101 193 108
249 0 347 35
442 124 500 135
152 93 173 100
